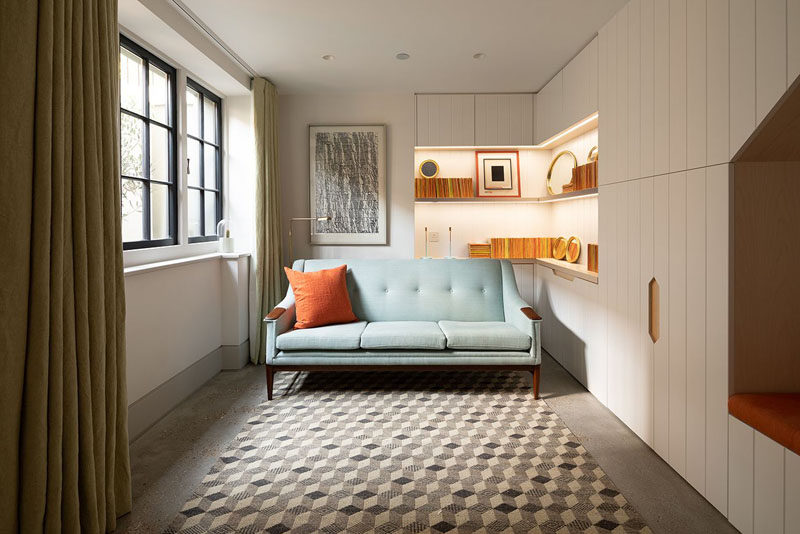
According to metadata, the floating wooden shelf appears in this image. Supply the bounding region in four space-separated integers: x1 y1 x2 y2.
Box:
534 257 598 284
414 187 598 204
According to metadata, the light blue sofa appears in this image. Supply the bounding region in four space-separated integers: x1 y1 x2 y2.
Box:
263 259 543 399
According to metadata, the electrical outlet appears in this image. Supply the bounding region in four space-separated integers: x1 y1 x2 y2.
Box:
429 231 440 243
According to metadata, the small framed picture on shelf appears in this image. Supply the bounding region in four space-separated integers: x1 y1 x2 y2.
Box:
475 150 521 198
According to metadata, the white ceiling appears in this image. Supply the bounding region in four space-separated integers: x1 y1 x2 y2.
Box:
180 0 627 95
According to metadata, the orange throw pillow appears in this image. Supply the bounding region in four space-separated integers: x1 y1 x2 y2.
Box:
284 264 358 329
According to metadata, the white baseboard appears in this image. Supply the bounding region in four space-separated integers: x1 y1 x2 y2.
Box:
128 347 222 442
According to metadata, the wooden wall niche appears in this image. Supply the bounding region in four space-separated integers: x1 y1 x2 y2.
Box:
732 75 800 394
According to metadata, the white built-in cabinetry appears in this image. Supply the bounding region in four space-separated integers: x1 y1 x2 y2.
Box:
474 94 534 146
415 94 475 146
598 166 730 513
415 93 533 146
590 0 798 520
534 37 598 144
728 416 800 534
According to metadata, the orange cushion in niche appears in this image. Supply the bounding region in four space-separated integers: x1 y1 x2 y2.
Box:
728 393 800 456
284 265 358 329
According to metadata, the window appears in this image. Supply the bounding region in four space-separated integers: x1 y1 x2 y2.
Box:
186 79 222 242
119 36 177 249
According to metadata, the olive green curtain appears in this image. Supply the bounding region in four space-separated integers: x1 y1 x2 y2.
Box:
250 78 284 364
0 0 132 532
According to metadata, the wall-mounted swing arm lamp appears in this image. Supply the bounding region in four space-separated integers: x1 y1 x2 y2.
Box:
287 216 331 266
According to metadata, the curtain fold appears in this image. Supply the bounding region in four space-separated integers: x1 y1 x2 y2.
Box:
0 0 131 531
249 78 284 364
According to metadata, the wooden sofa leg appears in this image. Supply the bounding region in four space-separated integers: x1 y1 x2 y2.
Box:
266 365 274 400
532 365 541 400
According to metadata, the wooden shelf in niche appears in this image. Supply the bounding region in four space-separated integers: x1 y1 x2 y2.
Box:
535 258 598 284
415 187 598 203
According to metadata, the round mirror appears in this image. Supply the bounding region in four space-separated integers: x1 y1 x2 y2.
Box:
546 151 578 195
419 159 439 179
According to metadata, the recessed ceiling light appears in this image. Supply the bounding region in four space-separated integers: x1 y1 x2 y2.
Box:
395 52 410 60
322 54 335 61
473 52 486 60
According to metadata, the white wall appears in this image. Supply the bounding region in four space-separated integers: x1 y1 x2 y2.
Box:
225 95 256 254
125 259 222 404
278 92 415 260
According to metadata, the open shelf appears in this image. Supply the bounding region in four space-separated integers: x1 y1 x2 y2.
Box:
534 258 598 284
414 187 598 204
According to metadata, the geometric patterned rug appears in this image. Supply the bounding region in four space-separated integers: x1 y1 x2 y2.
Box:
165 371 651 534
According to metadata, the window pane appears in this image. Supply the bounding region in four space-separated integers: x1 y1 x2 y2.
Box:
120 47 144 114
148 65 169 123
187 138 201 187
204 144 217 189
150 124 169 182
188 189 202 237
186 87 200 137
204 191 217 236
120 113 145 178
121 179 144 241
150 183 170 240
203 98 217 142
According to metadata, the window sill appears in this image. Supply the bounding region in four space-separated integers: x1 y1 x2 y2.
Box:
123 251 250 277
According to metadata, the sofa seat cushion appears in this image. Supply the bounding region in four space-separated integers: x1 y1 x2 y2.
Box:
276 321 368 351
360 321 446 350
438 321 531 351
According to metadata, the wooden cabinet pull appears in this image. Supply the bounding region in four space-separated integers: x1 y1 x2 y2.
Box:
649 277 660 343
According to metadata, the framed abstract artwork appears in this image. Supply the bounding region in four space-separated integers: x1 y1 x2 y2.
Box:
475 150 521 197
309 125 387 245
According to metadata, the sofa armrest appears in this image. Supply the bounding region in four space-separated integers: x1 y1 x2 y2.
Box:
499 260 542 365
520 307 542 321
264 291 296 364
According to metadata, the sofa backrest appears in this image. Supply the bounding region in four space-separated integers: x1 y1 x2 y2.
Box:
295 259 506 322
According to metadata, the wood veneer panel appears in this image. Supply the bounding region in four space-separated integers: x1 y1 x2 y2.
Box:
732 162 800 393
735 75 800 161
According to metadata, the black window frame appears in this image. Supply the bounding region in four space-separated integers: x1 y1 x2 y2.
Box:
186 78 223 243
119 35 178 250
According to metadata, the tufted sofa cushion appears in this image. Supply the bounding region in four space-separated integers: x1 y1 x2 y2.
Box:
277 321 368 351
438 321 531 351
360 321 446 350
299 259 505 323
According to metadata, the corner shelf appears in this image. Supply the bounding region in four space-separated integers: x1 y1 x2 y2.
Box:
414 187 598 204
534 258 598 284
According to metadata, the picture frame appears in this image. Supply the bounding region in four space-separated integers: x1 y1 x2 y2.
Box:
309 124 387 245
475 150 521 198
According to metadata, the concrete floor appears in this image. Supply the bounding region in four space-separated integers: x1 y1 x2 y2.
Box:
115 352 736 534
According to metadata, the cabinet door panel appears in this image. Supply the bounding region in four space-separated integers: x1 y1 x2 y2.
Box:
599 18 616 184
687 0 707 169
705 163 729 514
730 0 756 158
756 0 787 123
616 4 630 183
628 0 642 181
729 416 755 534
605 183 623 415
653 173 670 458
686 168 707 493
668 171 687 476
639 177 655 447
707 0 730 165
475 94 498 145
669 0 687 172
564 37 599 125
654 0 670 175
640 0 655 178
753 432 785 534
415 94 475 146
790 0 800 85
416 94 431 146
